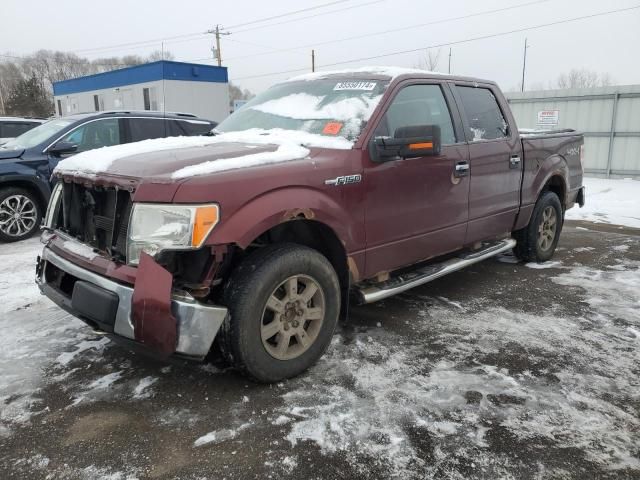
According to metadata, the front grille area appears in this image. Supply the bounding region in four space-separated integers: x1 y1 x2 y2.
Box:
55 183 132 262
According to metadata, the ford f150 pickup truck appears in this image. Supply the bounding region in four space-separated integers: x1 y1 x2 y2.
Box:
37 67 585 382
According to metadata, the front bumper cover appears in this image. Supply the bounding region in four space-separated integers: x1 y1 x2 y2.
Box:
37 246 227 359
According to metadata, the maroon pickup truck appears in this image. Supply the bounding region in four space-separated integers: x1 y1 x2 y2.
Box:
37 67 585 382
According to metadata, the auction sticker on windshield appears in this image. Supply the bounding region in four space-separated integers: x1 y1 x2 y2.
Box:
333 81 377 91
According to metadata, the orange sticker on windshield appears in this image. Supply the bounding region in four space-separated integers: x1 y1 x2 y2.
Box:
323 122 343 135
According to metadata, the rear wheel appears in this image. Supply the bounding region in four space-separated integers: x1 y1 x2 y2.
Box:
219 243 340 383
513 190 563 262
0 187 42 242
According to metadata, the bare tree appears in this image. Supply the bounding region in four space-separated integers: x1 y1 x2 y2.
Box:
416 49 441 72
556 68 613 89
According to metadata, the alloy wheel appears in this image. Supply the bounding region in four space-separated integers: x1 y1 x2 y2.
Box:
260 274 325 360
0 194 38 238
537 206 557 252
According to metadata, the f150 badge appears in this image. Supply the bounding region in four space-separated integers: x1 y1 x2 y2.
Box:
324 174 362 186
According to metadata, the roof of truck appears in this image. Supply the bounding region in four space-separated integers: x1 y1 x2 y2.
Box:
286 66 496 85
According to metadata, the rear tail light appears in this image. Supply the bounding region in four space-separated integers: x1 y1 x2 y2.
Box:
579 144 585 169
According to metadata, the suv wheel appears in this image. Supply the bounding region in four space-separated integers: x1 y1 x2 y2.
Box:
219 243 341 383
513 190 563 262
0 187 42 242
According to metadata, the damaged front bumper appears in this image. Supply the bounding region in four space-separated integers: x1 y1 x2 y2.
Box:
37 246 228 360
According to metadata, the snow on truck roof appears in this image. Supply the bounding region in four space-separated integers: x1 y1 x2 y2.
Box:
287 66 446 82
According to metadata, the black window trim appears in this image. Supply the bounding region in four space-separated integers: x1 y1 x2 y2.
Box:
451 82 513 144
366 79 467 151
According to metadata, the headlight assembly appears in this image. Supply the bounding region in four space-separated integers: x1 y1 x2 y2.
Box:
126 203 219 265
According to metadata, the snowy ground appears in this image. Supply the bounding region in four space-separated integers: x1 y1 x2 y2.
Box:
565 177 640 229
1 190 639 479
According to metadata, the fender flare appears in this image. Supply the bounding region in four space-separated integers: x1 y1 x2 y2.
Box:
532 154 570 206
0 174 51 208
207 187 354 250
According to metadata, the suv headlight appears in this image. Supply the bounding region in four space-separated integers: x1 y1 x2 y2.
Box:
127 203 219 265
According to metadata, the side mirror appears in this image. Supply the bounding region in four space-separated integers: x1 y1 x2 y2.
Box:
48 141 78 156
372 125 441 162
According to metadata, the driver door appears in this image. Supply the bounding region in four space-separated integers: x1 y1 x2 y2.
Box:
363 81 470 278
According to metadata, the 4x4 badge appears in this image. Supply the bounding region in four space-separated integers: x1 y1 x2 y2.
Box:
324 174 362 186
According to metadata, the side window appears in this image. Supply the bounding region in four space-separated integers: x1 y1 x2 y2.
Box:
1 122 36 137
456 86 508 141
59 119 121 153
178 120 213 136
374 84 456 145
129 118 168 142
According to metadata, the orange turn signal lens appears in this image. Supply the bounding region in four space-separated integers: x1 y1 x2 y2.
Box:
192 205 219 247
409 142 433 150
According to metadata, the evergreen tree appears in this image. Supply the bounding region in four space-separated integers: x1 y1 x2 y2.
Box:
5 74 53 117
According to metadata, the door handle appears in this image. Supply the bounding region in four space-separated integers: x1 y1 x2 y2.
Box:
454 161 470 177
509 155 521 169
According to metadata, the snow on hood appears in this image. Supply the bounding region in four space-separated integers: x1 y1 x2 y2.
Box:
171 143 310 179
53 128 352 178
287 66 445 82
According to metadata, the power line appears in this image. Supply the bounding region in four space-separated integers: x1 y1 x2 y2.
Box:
0 53 138 68
231 4 640 81
66 0 357 57
224 0 549 62
231 0 385 34
225 0 351 29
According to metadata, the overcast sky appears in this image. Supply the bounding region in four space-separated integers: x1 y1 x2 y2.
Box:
2 0 639 93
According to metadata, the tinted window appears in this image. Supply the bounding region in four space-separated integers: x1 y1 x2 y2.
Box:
456 86 508 141
129 118 167 142
1 122 38 138
374 84 456 145
60 119 121 152
173 120 213 136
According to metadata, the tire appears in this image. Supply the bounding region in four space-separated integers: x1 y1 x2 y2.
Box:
219 243 341 383
513 190 563 262
0 187 42 242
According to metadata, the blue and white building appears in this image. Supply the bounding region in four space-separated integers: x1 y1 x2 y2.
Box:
53 61 230 123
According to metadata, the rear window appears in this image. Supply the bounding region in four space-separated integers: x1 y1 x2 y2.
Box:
0 122 38 138
128 118 168 142
172 119 213 136
456 86 509 141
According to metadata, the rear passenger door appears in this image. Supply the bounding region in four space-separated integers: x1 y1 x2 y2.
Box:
452 83 522 244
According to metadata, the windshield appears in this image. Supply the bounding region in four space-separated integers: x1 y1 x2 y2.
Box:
1 118 74 150
216 78 389 141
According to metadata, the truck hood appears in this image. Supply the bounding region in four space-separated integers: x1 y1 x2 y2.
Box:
53 129 353 190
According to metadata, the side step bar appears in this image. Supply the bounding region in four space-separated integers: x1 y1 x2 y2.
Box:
356 238 517 304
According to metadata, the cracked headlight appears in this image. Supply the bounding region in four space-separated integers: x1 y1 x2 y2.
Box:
127 203 219 265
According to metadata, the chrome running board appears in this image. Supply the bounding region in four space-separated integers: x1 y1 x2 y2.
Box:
356 238 517 304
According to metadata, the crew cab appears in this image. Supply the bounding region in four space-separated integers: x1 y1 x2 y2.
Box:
37 67 585 382
0 111 216 242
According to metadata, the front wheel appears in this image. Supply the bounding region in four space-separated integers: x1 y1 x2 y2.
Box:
513 190 563 262
0 187 42 242
219 243 341 383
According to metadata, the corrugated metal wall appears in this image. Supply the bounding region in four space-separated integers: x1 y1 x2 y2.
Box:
505 85 640 177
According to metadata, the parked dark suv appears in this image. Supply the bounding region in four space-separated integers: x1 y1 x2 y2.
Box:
0 111 216 241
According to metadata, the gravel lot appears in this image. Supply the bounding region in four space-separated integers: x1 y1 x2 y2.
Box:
0 221 639 479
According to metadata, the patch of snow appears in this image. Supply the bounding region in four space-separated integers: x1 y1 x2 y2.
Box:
272 415 292 426
194 428 237 447
612 244 630 252
71 371 124 406
56 338 109 366
251 92 381 122
525 261 562 269
171 143 309 179
566 177 640 229
573 246 595 252
132 376 158 399
288 65 444 82
54 128 352 177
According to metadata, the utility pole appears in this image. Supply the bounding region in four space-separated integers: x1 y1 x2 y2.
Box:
311 49 315 72
207 25 231 67
448 48 452 74
521 38 529 92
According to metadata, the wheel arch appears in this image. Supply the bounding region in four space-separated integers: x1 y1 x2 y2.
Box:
0 175 50 213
